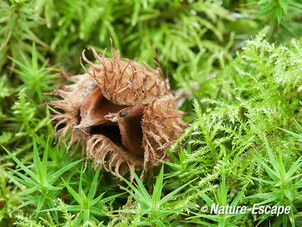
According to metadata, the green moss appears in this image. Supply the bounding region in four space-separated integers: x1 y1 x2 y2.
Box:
0 0 302 226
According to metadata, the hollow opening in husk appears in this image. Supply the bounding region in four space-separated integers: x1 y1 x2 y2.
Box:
81 87 145 156
90 124 122 145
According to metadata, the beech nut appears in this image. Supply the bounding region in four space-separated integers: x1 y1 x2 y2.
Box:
48 41 187 180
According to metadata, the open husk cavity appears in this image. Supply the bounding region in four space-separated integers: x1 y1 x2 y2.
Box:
48 42 187 180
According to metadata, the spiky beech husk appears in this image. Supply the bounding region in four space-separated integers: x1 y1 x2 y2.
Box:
48 42 187 180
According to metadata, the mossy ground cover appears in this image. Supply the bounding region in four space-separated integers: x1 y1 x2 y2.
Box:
0 0 302 226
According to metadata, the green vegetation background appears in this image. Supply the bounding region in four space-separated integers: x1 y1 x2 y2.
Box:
0 0 302 226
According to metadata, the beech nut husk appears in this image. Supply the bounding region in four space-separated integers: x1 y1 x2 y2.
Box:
48 42 187 180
